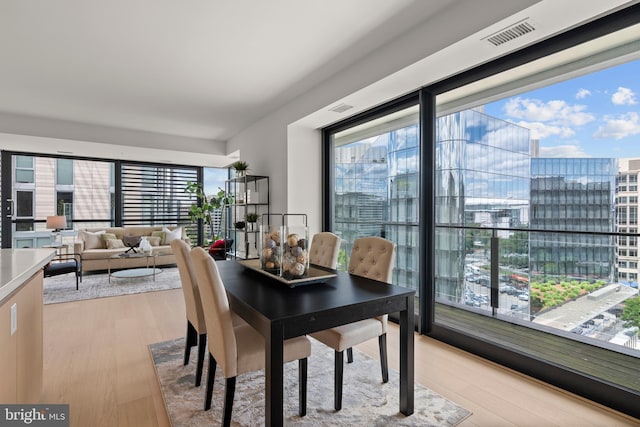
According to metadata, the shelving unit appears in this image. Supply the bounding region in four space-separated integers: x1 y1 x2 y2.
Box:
225 174 269 259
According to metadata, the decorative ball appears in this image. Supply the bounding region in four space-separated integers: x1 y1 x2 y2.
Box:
287 234 299 247
291 246 303 257
264 239 276 249
297 239 306 250
265 261 275 269
289 262 306 277
262 248 272 259
296 254 307 264
272 246 281 257
269 230 281 243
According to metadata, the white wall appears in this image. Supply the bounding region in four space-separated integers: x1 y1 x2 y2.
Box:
287 125 322 236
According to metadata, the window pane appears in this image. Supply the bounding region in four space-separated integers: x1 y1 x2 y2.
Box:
16 191 33 217
57 158 74 185
330 104 420 299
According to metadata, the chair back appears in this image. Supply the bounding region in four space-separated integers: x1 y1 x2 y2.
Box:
348 236 396 284
190 247 239 377
171 239 206 333
309 232 341 269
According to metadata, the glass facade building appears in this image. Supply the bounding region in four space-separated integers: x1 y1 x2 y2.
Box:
333 116 420 293
530 158 617 281
435 110 531 303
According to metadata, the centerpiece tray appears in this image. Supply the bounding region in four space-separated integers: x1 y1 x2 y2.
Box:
238 259 337 288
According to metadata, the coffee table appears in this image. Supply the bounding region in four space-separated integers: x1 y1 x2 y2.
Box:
108 252 166 282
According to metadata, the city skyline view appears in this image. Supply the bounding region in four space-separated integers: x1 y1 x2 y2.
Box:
484 57 640 160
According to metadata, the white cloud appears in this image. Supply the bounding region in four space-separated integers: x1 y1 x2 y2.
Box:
538 145 590 158
504 97 594 127
576 88 591 99
512 120 575 140
593 112 640 139
611 87 637 106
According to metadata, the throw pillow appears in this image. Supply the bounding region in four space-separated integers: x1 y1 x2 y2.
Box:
101 233 117 248
80 230 106 250
122 235 142 248
151 230 166 245
162 227 182 244
211 239 226 250
106 239 125 249
147 236 161 246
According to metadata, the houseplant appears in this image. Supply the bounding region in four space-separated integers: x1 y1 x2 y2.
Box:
245 212 259 230
231 160 249 177
184 181 234 244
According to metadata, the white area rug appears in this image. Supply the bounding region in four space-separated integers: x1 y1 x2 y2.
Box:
43 267 181 304
150 337 472 426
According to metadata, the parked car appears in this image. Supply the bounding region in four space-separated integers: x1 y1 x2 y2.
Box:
518 293 529 301
500 284 517 294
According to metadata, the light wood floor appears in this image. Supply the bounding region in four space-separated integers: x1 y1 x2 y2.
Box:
42 289 638 427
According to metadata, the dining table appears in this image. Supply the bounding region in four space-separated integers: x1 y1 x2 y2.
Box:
216 260 416 426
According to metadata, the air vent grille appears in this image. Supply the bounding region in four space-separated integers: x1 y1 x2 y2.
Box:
486 21 535 47
329 103 354 113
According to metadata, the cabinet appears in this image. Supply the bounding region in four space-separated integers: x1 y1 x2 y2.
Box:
0 270 43 403
225 175 269 259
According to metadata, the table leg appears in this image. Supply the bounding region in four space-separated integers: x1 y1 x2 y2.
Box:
108 258 112 283
399 295 415 415
265 322 284 426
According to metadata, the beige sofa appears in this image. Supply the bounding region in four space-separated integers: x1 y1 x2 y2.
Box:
74 226 190 274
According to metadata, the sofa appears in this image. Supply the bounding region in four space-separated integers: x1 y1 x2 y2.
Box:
74 226 190 274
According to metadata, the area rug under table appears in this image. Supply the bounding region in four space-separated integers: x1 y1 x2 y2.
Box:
43 267 182 304
150 337 471 426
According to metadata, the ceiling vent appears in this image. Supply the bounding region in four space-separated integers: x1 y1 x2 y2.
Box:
329 103 354 113
484 19 535 47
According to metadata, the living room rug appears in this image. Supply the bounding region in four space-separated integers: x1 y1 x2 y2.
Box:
150 337 472 426
43 267 181 304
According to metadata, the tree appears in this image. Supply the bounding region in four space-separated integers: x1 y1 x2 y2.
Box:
621 296 640 329
184 181 234 244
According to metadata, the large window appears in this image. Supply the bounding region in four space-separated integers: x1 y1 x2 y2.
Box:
324 6 640 418
327 102 420 298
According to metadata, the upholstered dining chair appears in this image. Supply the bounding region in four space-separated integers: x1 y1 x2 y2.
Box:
308 232 341 269
190 247 311 425
310 236 396 410
172 239 208 387
172 239 245 387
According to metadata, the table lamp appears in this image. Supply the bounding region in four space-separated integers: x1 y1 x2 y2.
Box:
46 215 67 245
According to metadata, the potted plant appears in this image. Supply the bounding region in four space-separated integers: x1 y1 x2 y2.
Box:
231 160 249 177
245 212 259 231
184 181 234 245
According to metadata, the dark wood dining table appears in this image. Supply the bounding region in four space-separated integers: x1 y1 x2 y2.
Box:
216 260 416 426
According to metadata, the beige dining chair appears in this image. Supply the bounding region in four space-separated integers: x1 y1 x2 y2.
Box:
309 232 341 269
172 239 208 387
190 247 312 425
172 239 245 387
310 236 396 410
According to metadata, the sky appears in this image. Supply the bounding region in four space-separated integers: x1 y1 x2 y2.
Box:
483 58 640 159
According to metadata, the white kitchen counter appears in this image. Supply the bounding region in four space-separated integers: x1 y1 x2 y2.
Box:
0 248 56 302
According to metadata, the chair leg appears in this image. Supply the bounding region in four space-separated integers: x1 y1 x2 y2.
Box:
334 350 343 411
195 333 206 387
299 358 307 417
184 321 197 365
347 347 353 363
223 377 236 427
379 333 389 383
204 353 217 411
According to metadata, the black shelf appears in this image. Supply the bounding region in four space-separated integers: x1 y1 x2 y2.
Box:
225 174 269 260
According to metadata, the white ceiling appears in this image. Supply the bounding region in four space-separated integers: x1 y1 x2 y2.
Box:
0 0 453 142
0 0 636 163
